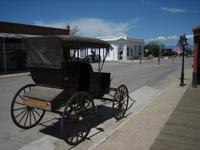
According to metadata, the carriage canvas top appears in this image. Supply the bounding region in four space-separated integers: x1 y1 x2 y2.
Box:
26 35 111 68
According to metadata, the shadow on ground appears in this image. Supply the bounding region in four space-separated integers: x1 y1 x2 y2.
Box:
38 105 113 145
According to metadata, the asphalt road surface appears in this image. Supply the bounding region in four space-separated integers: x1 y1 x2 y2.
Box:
0 57 193 150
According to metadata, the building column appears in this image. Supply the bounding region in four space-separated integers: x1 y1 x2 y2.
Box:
141 45 144 58
2 37 7 72
123 45 127 60
193 43 198 86
113 46 118 61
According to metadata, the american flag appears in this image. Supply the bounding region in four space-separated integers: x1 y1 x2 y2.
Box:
176 36 183 55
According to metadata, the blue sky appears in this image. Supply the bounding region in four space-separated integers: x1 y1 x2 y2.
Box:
0 0 199 46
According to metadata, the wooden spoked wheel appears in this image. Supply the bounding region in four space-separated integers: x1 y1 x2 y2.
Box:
113 84 129 120
11 84 45 129
61 91 95 145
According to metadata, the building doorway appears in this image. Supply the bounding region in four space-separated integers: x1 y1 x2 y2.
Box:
118 51 123 60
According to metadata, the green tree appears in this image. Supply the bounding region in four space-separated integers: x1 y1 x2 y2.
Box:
185 48 193 56
144 41 165 56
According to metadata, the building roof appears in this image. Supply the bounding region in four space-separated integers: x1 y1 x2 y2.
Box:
193 25 200 37
97 33 144 43
0 21 70 35
0 33 41 38
97 33 127 41
26 35 111 49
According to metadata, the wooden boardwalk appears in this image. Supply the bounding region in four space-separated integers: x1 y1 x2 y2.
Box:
150 85 200 150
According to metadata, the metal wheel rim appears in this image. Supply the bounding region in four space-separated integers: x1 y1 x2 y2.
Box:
113 84 129 120
10 84 45 129
61 91 95 145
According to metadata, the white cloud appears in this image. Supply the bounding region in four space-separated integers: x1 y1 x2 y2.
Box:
186 34 193 40
160 7 199 14
146 34 193 42
34 18 139 37
160 7 188 13
167 35 178 40
156 36 167 40
146 35 177 41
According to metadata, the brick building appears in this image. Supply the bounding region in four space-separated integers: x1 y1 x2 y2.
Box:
0 21 70 73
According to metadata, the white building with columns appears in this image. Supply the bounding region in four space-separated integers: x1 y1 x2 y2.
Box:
97 33 144 61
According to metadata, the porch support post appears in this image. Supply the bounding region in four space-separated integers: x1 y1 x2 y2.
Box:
2 37 7 72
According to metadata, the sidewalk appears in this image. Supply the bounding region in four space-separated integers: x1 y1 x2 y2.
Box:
150 84 200 150
93 69 197 150
0 72 29 79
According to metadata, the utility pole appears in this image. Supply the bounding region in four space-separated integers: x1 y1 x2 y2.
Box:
139 51 142 64
180 34 187 86
158 45 161 65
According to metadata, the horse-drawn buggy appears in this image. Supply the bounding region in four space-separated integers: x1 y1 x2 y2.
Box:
10 36 132 145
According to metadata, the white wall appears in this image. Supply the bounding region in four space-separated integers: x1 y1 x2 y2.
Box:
105 43 119 61
96 33 144 61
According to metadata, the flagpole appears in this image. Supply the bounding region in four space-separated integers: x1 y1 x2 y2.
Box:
180 34 187 86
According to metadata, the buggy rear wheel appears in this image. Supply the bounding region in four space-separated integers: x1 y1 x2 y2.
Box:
11 84 45 129
61 91 95 145
112 84 129 120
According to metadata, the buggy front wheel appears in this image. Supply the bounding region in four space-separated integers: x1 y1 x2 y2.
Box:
11 84 45 129
61 91 95 145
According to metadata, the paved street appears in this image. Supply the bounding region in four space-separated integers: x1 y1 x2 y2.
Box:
0 57 193 150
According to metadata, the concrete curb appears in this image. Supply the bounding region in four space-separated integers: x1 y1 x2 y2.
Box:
88 86 164 150
0 72 29 79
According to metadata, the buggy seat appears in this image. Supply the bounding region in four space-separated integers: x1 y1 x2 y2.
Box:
30 61 92 89
30 61 110 97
